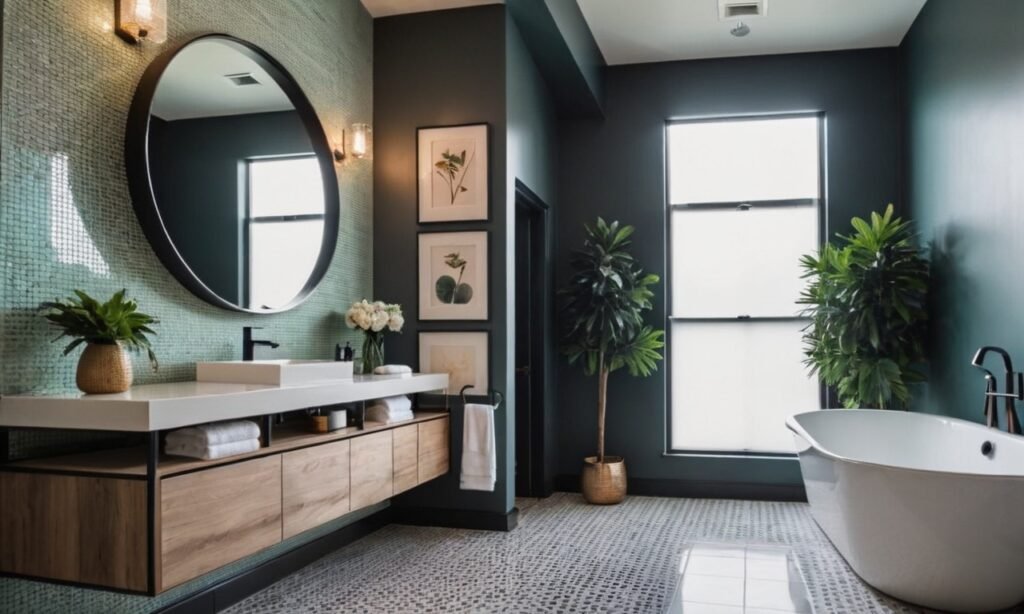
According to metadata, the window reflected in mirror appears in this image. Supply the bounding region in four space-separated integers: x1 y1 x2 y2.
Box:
247 157 325 310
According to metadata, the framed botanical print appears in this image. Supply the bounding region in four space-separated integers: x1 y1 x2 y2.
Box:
418 231 488 321
419 331 489 396
417 123 489 223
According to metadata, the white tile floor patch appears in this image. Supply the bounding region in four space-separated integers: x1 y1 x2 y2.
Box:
668 543 813 614
225 493 930 613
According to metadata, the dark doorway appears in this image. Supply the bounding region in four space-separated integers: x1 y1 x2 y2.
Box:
514 181 551 498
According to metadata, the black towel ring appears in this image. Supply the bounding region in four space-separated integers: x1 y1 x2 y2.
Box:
459 384 503 410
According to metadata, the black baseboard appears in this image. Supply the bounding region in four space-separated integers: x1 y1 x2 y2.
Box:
392 505 520 532
157 508 394 614
554 475 807 502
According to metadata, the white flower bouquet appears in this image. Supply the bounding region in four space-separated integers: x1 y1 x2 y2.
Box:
345 300 404 373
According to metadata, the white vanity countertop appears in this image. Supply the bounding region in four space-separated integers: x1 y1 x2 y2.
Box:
0 373 449 432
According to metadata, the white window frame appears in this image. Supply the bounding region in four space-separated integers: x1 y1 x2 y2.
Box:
244 154 324 310
664 112 827 458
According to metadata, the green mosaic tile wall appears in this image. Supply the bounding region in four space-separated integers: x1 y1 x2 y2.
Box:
0 0 374 610
0 0 373 398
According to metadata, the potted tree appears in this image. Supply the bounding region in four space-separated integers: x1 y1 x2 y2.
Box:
561 218 664 504
799 205 929 408
43 289 159 394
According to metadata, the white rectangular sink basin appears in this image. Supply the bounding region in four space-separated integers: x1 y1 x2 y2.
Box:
196 359 354 386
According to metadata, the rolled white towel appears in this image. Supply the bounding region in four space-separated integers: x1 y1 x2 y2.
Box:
165 438 261 460
373 364 413 375
165 420 260 447
366 404 414 424
367 395 411 413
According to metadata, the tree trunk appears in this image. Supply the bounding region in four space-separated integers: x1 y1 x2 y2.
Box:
597 353 609 463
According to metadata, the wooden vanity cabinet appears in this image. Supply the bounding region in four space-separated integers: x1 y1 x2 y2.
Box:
393 424 419 494
350 430 394 509
161 455 283 589
282 440 351 539
418 417 450 484
0 413 449 595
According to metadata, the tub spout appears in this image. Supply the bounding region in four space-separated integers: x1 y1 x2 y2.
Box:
971 346 1023 435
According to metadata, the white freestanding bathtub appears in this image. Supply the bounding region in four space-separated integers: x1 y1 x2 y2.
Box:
787 409 1024 612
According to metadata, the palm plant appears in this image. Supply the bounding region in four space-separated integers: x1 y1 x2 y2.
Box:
43 289 159 368
561 218 665 463
798 205 929 409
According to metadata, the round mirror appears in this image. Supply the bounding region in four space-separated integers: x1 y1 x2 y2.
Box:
126 35 339 313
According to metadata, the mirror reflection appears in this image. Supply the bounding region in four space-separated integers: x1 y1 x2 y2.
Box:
146 37 331 311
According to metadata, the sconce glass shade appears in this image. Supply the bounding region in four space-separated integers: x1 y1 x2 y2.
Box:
116 0 168 44
351 123 372 159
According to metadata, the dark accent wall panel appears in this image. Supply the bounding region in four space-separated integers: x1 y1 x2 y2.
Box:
555 49 902 487
902 0 1024 421
373 6 512 514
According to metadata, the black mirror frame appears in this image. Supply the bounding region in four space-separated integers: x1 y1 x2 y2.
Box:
125 33 340 314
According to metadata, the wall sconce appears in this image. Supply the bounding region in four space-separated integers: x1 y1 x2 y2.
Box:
333 124 373 163
351 123 372 159
115 0 168 45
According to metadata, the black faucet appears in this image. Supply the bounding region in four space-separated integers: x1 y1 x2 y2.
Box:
971 346 1023 435
243 326 279 361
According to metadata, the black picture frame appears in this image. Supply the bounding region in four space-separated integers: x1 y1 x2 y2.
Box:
416 229 491 322
416 122 491 224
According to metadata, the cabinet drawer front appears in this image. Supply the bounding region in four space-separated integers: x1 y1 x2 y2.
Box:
0 473 148 592
350 430 393 510
161 455 282 589
283 440 350 539
418 417 450 484
393 425 419 495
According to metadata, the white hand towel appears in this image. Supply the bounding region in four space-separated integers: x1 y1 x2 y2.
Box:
165 420 260 447
373 364 413 375
165 438 261 460
461 403 496 492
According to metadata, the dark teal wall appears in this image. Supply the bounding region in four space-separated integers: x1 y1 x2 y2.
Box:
373 6 513 515
902 0 1024 421
555 49 903 489
506 15 559 491
542 0 605 109
506 0 604 116
150 110 312 305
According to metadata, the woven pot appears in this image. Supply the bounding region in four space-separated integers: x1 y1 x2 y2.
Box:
581 456 627 505
77 342 133 394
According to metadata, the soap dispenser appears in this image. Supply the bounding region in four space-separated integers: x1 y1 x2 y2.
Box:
335 342 354 362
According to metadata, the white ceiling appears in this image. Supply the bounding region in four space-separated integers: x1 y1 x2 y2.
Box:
152 39 294 122
361 0 502 18
578 0 927 65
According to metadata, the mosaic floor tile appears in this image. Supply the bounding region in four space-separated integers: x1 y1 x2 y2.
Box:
225 493 930 614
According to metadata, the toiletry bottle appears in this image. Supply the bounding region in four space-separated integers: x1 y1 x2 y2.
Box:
343 342 354 362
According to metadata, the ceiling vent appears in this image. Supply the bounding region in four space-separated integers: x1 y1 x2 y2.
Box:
225 72 261 87
718 0 767 20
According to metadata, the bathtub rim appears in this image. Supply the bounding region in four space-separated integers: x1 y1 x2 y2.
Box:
786 408 1024 480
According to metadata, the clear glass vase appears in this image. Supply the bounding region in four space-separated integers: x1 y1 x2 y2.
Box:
361 331 385 375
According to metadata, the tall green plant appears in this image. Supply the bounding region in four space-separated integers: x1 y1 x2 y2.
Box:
561 218 665 462
798 205 929 409
42 289 159 368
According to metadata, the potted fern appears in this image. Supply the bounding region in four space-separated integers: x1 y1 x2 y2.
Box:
561 218 664 504
43 289 159 394
799 205 929 408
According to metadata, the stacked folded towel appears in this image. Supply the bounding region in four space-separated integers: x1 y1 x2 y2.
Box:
165 420 261 460
373 364 413 375
366 395 414 424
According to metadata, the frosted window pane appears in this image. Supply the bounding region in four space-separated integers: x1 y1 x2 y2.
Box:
668 117 819 204
250 157 325 217
249 220 323 310
671 206 817 317
670 321 820 453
